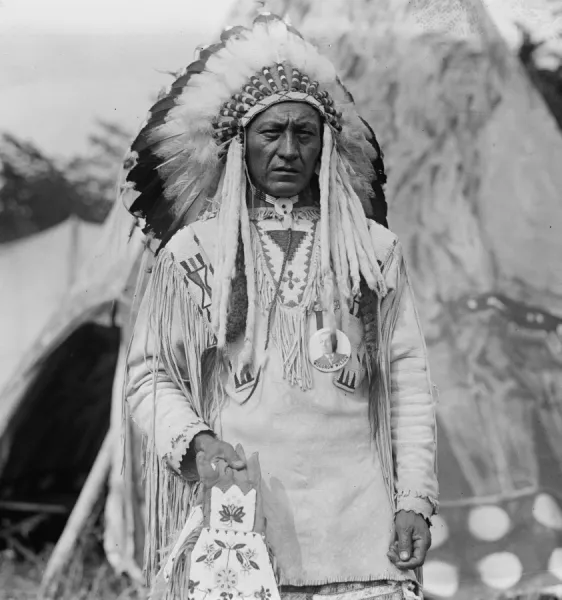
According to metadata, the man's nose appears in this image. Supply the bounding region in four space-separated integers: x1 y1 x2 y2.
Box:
278 131 299 161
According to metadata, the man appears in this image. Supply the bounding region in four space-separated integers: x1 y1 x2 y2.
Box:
312 328 350 371
122 13 438 600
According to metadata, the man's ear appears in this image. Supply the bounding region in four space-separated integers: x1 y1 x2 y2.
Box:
314 160 321 176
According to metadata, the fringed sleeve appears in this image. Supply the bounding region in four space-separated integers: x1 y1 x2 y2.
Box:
125 231 221 586
125 245 215 480
388 249 439 520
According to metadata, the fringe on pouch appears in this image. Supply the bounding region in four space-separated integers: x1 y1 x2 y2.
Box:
150 507 204 600
250 220 322 390
141 247 220 594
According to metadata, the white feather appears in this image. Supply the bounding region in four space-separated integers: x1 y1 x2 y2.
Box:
147 14 377 216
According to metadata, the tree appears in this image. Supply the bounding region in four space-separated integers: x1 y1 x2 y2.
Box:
64 120 131 222
0 121 130 244
0 134 78 243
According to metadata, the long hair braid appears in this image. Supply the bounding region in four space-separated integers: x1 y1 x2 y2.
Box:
359 276 380 434
225 237 248 343
359 124 388 436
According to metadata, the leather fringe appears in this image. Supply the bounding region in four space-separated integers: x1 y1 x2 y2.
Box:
366 254 424 587
367 251 407 511
251 219 322 390
139 248 218 594
132 237 416 594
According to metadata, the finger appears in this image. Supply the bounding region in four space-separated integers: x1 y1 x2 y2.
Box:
387 539 400 562
409 536 430 568
396 525 414 562
232 445 248 487
393 555 424 570
220 443 246 470
196 451 220 486
386 546 400 565
392 539 427 570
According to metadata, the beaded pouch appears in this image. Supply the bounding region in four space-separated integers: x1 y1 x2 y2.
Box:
161 445 280 600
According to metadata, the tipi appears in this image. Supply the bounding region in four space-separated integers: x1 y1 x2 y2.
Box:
0 217 100 393
227 0 562 598
0 200 148 592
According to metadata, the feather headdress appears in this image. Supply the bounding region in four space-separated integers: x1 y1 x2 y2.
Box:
119 13 390 358
120 13 387 239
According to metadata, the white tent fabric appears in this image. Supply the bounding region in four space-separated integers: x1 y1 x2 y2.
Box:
0 218 101 394
0 201 148 584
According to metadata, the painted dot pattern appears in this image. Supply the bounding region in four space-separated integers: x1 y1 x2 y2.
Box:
423 561 459 598
424 493 562 598
468 505 511 541
477 552 523 590
549 548 562 580
534 494 562 531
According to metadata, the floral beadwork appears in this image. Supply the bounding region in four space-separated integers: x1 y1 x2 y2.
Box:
254 587 272 600
195 539 260 573
188 518 279 600
215 567 238 590
210 486 256 532
220 504 246 526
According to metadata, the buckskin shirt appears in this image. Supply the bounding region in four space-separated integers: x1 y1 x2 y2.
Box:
126 207 438 589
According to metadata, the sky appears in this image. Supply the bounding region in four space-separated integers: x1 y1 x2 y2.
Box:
0 0 560 158
0 0 237 157
0 0 237 35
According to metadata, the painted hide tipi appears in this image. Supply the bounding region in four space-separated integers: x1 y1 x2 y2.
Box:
226 0 562 598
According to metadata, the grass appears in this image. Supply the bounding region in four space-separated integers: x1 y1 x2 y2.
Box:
0 514 146 600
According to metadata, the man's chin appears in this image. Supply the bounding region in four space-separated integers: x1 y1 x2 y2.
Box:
265 181 305 198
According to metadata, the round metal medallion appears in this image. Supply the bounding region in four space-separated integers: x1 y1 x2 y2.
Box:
309 327 351 373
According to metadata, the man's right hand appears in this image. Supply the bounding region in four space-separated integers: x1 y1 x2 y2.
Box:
193 432 246 472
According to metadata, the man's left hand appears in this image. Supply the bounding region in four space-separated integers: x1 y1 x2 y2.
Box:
387 510 431 570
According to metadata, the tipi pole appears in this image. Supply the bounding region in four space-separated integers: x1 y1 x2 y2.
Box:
39 430 114 599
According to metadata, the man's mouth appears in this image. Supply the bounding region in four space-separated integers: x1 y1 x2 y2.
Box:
273 166 299 173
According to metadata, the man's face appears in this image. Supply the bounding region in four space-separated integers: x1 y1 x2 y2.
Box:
245 102 322 197
319 331 333 354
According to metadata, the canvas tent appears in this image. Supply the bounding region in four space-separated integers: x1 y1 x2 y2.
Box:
228 0 562 598
0 200 148 589
0 218 101 393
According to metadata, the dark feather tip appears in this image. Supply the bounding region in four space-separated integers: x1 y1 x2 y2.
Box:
199 42 225 61
220 25 248 43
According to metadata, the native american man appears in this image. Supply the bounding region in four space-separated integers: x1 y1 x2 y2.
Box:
122 13 438 600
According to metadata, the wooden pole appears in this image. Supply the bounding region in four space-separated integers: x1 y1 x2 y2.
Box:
39 431 114 599
67 214 80 289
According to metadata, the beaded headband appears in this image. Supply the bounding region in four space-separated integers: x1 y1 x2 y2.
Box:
213 64 343 143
